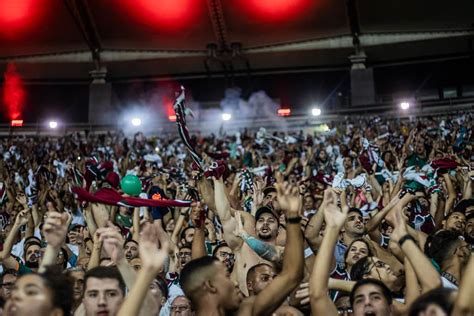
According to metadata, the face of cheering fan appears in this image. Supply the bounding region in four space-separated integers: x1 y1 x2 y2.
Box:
255 213 279 241
5 274 61 316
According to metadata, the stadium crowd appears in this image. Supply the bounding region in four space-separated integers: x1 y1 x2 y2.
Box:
0 113 472 316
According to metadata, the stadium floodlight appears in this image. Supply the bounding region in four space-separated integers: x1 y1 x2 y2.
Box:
311 108 322 116
131 117 142 126
222 113 232 121
400 102 410 110
49 121 58 129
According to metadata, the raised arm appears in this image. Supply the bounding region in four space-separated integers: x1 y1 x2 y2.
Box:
403 257 420 307
459 168 473 200
98 226 136 286
304 206 325 251
452 254 474 315
132 207 140 241
15 193 34 237
98 225 159 316
91 203 110 228
213 178 243 250
309 189 348 316
83 203 98 236
366 195 400 241
251 182 304 316
87 232 102 271
170 207 188 246
390 194 441 292
31 203 41 228
197 176 216 212
443 173 456 214
191 203 207 260
39 212 70 273
117 223 169 316
0 210 30 269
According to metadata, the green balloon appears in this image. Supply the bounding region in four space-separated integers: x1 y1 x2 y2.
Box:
120 175 142 196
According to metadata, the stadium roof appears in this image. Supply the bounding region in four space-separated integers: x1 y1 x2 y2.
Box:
0 0 473 81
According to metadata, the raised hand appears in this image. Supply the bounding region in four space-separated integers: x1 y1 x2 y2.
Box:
458 167 471 183
390 192 415 241
68 227 85 245
190 202 206 228
275 181 302 218
338 189 350 215
16 193 28 207
97 224 125 263
14 209 30 227
252 179 264 208
322 189 348 229
205 219 217 242
139 222 169 272
295 282 310 305
233 211 246 238
42 212 70 248
389 205 409 244
49 189 59 199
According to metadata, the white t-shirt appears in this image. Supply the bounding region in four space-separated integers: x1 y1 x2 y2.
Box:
441 276 458 290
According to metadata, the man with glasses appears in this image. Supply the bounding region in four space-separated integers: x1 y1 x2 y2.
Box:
212 243 235 273
350 256 401 294
335 295 353 316
177 244 192 273
0 270 17 300
170 295 194 316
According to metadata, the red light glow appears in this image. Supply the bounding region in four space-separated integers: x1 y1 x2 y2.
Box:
121 0 203 32
10 120 23 127
0 0 45 38
238 0 312 22
277 108 291 117
168 115 177 122
3 63 25 120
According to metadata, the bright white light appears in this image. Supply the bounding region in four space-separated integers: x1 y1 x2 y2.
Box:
49 121 58 129
400 102 410 110
131 118 142 126
222 113 232 121
311 108 322 116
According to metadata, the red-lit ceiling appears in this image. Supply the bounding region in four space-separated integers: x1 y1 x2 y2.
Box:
91 0 214 50
0 0 45 38
237 0 313 23
0 0 472 79
224 0 346 47
0 0 87 56
121 0 203 32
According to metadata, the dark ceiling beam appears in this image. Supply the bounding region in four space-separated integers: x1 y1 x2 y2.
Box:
2 30 473 63
206 0 229 49
63 0 102 67
345 0 361 50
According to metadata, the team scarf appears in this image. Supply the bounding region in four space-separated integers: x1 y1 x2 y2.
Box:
71 187 192 208
24 169 37 205
0 182 7 206
173 86 204 170
69 167 85 187
240 169 254 195
362 138 385 168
